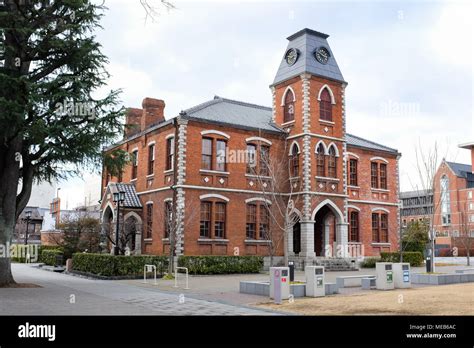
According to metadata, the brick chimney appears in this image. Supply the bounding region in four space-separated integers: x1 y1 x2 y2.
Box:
141 98 165 131
459 142 474 173
124 108 142 137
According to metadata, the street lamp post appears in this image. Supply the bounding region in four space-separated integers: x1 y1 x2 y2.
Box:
113 191 126 256
24 210 32 245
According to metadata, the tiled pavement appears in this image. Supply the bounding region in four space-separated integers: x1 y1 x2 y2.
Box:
0 264 278 316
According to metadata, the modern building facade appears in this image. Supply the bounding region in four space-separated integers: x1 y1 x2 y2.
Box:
400 190 433 227
100 29 401 263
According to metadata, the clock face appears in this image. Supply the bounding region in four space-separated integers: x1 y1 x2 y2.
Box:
285 48 299 66
314 47 330 65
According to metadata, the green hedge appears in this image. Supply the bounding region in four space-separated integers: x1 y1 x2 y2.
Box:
178 256 264 275
10 245 63 263
72 253 168 277
42 249 64 266
360 257 380 268
380 251 424 267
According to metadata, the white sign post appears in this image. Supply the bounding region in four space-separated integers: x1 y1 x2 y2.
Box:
143 264 157 285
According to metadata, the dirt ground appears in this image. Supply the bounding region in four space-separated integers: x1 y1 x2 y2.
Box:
256 283 474 315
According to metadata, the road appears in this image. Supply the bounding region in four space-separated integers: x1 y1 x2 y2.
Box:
0 264 277 315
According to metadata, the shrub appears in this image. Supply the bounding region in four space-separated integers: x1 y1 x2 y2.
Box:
72 253 168 277
178 256 263 275
41 249 64 266
360 257 380 268
380 251 423 267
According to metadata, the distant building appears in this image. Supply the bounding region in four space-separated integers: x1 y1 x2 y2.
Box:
400 190 433 227
13 207 48 245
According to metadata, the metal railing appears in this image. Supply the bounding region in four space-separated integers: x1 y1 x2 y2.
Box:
174 267 189 289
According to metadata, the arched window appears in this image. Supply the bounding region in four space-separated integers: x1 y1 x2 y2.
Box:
283 89 295 123
328 146 337 178
320 88 332 121
290 144 299 177
316 143 325 177
441 175 451 225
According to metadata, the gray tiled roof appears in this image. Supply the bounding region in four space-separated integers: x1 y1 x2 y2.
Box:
182 96 398 155
446 161 472 178
346 133 398 154
400 189 433 199
112 183 142 208
183 96 282 133
273 28 346 86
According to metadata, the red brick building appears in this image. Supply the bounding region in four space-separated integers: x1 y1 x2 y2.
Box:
100 29 401 264
432 143 474 251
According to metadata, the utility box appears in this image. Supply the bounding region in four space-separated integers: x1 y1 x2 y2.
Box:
376 262 394 290
270 267 290 303
305 266 325 297
393 263 411 288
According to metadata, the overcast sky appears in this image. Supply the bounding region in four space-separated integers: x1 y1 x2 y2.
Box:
54 0 473 209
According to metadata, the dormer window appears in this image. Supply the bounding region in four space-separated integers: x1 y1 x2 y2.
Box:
283 89 295 123
319 88 332 122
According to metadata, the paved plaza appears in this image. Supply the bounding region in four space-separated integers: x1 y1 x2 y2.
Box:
1 261 473 315
0 264 277 315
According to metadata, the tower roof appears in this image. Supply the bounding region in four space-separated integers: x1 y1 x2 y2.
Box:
272 28 346 86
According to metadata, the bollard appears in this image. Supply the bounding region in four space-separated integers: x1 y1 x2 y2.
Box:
288 261 295 282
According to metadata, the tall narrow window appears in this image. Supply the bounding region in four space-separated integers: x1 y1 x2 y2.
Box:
216 140 227 172
146 203 153 239
349 159 358 186
441 175 451 225
131 150 138 180
283 89 295 123
166 137 174 171
350 211 359 242
371 162 378 189
319 88 333 121
246 204 257 239
246 144 257 174
164 201 172 238
380 213 388 242
200 202 211 237
214 202 226 238
259 205 270 239
372 213 379 242
316 143 325 177
259 145 270 176
148 144 155 175
380 163 387 189
201 138 212 170
290 144 299 177
328 146 337 178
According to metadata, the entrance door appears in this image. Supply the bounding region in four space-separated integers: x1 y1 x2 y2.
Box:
293 223 301 254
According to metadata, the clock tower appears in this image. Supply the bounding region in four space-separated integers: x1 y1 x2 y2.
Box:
271 28 349 261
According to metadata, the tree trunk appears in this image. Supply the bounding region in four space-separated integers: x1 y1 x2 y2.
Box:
0 137 23 286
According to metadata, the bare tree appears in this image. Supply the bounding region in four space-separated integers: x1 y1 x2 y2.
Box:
456 206 473 266
103 215 141 256
408 140 448 272
158 194 199 275
248 132 300 267
140 0 175 23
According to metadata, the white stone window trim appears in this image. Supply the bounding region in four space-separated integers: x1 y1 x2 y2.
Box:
245 174 272 179
288 141 301 155
371 207 390 213
345 152 360 160
245 137 272 146
146 174 154 178
147 140 156 146
165 133 175 140
200 130 230 139
164 169 174 174
315 176 340 182
281 120 296 127
199 193 230 202
348 185 360 189
319 119 335 125
371 188 390 193
245 197 272 205
347 205 361 212
317 84 336 105
370 156 389 164
200 169 230 175
244 239 272 244
280 86 296 106
163 198 173 203
327 142 340 157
